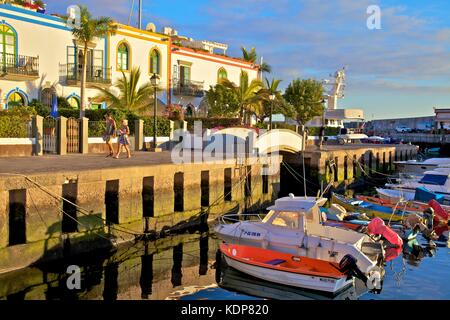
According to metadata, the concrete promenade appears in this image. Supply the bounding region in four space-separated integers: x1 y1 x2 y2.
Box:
0 151 175 175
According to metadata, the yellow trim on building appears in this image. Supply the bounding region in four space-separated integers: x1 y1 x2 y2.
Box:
106 32 111 70
116 39 132 72
115 30 168 45
116 23 170 41
167 39 172 105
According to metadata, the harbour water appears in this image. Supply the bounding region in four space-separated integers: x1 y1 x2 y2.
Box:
0 224 448 300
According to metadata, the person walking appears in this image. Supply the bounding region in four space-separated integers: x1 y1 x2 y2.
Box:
103 112 117 157
114 119 131 159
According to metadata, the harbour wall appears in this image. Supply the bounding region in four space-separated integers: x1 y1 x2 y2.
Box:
0 157 280 274
282 144 419 195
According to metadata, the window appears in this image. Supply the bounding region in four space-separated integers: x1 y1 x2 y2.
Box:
8 92 25 107
67 96 80 109
180 65 190 84
217 68 227 82
117 42 130 71
150 49 160 75
0 24 16 67
271 212 300 229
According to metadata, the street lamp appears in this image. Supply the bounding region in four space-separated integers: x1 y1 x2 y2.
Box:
269 94 276 130
150 73 160 151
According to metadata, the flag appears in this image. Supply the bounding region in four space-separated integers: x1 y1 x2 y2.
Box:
50 94 58 118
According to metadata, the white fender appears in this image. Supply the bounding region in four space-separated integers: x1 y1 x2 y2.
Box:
366 265 382 290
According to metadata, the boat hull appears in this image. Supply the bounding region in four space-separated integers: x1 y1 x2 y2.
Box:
214 223 380 274
222 253 353 293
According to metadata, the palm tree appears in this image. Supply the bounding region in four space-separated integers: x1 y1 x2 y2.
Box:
93 67 155 114
241 47 257 63
262 78 293 127
220 71 267 124
68 5 117 118
241 46 271 77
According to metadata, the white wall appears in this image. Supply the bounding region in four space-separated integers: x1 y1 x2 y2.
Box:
109 25 170 104
0 4 105 108
172 47 259 106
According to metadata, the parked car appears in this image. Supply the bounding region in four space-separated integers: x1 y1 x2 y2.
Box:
395 126 412 133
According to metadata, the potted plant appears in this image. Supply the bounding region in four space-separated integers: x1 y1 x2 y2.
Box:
166 104 184 121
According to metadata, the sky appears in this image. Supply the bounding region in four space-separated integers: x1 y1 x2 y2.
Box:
45 0 450 120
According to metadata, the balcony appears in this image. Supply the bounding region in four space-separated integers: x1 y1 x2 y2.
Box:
0 54 39 81
172 79 205 97
60 63 112 87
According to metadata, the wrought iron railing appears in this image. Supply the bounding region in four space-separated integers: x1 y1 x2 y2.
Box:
172 79 205 97
0 53 39 77
60 63 112 85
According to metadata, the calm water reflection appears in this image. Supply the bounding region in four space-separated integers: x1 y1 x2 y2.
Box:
0 226 448 300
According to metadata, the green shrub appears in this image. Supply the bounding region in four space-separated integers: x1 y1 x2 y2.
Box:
29 99 50 117
88 121 107 137
273 123 297 131
186 117 241 130
307 127 340 136
253 122 269 129
143 117 171 137
0 116 30 138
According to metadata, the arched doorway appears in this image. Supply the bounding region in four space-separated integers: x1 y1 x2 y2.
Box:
41 87 56 107
6 89 28 108
67 94 80 109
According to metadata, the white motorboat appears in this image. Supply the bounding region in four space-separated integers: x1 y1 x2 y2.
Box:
220 243 354 294
385 170 450 202
376 188 415 203
394 158 450 174
215 195 394 285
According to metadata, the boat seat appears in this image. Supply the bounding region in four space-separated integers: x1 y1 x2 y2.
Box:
264 259 286 266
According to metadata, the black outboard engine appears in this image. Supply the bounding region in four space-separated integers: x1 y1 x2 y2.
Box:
339 254 367 283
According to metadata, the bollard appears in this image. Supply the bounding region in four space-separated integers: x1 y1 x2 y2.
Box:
80 117 89 154
134 119 144 151
32 115 43 156
57 116 67 155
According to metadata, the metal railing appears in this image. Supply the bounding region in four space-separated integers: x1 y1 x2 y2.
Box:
0 53 39 77
60 63 112 85
172 79 205 97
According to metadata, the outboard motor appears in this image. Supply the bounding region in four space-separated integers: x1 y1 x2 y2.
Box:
339 254 383 292
368 217 403 248
339 254 367 283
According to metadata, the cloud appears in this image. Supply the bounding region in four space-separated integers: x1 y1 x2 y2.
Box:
44 1 450 117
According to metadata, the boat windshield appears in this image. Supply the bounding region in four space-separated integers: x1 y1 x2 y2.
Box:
270 211 300 229
262 211 276 223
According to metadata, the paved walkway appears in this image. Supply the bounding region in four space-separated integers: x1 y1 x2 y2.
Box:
0 151 175 175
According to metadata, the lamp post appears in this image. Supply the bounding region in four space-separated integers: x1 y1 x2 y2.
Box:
269 94 275 130
150 73 159 151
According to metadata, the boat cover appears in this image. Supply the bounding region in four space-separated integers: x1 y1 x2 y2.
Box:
414 187 445 203
419 174 448 186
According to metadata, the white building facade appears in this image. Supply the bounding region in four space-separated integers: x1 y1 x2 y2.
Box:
0 3 258 113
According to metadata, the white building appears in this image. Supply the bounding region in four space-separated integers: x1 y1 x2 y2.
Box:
0 3 259 114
